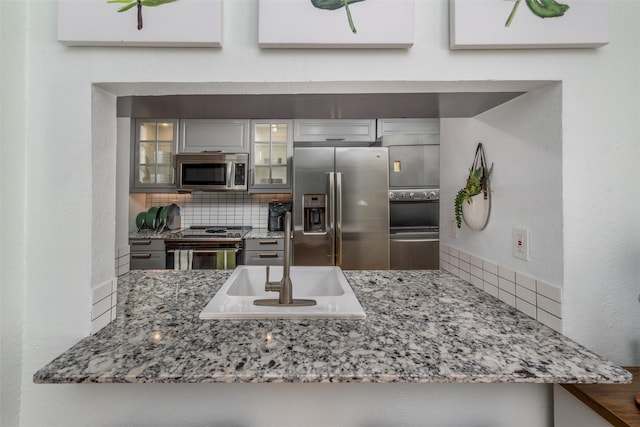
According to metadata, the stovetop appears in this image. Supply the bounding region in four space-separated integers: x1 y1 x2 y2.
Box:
173 226 252 240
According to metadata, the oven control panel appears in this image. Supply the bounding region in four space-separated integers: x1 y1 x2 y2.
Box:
389 188 439 201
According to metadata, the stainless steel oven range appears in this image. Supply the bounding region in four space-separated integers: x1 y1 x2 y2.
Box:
165 226 251 269
389 188 439 270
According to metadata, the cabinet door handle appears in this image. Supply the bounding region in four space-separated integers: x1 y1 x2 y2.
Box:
259 240 279 245
131 253 152 259
131 240 152 246
258 253 279 258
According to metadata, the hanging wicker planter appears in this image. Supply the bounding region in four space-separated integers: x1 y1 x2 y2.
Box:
454 143 493 230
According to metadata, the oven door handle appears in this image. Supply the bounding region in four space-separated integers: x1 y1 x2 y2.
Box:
166 249 240 254
390 238 439 243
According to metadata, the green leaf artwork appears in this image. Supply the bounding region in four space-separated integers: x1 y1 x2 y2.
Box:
505 0 570 27
311 0 366 34
107 0 177 30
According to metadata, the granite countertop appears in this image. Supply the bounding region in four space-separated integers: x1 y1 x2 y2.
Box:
129 228 283 240
244 228 284 239
129 229 183 239
33 270 631 384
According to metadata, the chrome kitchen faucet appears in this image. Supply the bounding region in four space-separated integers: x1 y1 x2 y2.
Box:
253 211 316 307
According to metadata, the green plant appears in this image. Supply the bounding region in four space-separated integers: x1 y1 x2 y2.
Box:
454 163 492 229
505 0 570 27
108 0 177 30
311 0 366 33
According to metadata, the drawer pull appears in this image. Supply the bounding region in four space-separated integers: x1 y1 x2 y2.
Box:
259 240 279 245
258 253 279 258
131 253 152 259
131 240 152 246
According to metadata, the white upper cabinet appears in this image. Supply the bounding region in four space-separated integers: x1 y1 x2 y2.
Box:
293 119 376 143
376 118 440 137
179 119 250 153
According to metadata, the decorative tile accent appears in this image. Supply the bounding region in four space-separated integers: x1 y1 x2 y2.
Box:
536 280 562 303
91 277 118 335
440 244 563 333
498 277 516 295
115 244 130 277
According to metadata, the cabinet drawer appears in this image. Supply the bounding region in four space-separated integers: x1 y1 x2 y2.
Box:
130 239 165 252
130 251 166 269
244 251 284 266
244 238 284 251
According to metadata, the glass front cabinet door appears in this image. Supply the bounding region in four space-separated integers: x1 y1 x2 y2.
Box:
250 120 293 193
132 119 178 192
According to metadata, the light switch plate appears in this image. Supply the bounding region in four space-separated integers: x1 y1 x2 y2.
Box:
449 216 458 239
512 227 530 261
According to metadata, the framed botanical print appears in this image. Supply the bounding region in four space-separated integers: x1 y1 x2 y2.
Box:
450 0 608 49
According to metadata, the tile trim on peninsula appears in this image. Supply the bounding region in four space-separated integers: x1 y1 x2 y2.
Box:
92 245 130 334
91 277 118 335
440 244 563 333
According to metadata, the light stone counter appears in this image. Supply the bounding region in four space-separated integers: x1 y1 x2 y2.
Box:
33 270 631 384
244 228 285 239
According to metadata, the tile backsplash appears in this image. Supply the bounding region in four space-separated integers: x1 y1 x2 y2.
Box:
440 244 563 333
91 277 117 335
144 192 293 229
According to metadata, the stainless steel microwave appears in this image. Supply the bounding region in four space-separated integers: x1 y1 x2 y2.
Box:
176 153 248 192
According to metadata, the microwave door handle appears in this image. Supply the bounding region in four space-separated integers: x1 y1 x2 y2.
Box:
336 172 343 267
226 161 234 189
329 172 335 265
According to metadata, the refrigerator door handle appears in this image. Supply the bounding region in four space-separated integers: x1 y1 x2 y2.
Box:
329 172 336 265
336 172 343 267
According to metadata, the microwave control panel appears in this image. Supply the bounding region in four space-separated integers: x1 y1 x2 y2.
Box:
234 163 246 185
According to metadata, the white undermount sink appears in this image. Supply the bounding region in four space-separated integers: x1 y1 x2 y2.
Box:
199 266 366 319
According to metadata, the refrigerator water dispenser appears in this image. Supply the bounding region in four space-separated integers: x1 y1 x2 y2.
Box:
303 194 326 234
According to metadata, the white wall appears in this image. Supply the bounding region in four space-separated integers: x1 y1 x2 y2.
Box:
1 1 28 426
441 83 563 286
1 0 639 426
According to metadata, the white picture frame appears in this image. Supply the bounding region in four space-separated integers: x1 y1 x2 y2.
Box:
258 0 414 48
450 0 608 49
58 0 222 47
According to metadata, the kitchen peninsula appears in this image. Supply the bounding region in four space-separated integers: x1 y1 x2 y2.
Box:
34 270 629 385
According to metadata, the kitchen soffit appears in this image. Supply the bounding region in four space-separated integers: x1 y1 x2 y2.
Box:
116 92 526 119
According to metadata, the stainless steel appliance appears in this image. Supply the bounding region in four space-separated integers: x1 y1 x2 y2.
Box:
293 146 389 270
389 189 439 269
165 225 251 269
176 152 248 192
268 202 292 231
382 134 440 188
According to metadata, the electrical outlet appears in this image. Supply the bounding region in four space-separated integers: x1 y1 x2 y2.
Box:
512 227 530 260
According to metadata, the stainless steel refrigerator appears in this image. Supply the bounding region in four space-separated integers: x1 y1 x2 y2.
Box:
293 146 389 270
